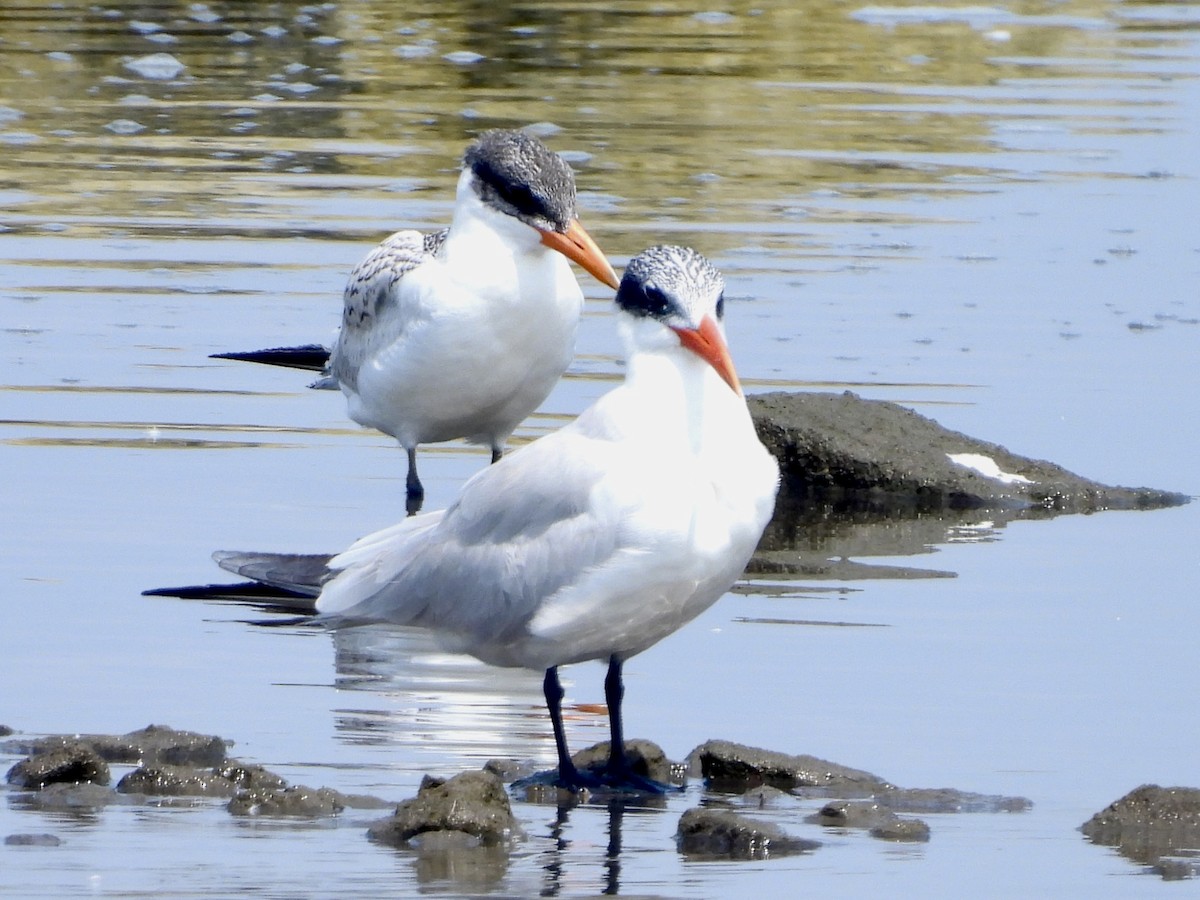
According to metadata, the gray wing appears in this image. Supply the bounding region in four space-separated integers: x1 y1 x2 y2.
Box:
315 430 623 643
329 228 447 390
213 550 334 597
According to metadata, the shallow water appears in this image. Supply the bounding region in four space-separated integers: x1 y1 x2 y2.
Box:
2 0 1198 896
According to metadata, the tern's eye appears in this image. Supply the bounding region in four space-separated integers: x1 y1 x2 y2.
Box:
642 285 670 316
496 181 539 217
615 275 678 319
715 292 725 320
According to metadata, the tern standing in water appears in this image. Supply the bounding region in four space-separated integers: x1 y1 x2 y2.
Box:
219 129 619 514
217 245 779 792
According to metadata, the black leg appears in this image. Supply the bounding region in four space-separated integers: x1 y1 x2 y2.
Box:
601 656 680 794
404 447 424 516
544 666 581 783
604 655 629 775
490 446 504 465
515 662 679 796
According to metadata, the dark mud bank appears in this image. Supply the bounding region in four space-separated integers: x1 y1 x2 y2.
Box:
1082 784 1200 880
747 391 1190 574
749 391 1188 516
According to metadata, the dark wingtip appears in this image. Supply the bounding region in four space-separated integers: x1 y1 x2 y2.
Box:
211 344 331 372
142 581 319 616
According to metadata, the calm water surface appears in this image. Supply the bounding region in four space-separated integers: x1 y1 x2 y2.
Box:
2 1 1198 896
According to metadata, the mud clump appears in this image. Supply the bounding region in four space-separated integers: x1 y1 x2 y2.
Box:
6 741 110 790
490 739 683 802
11 724 228 768
114 756 385 816
479 740 677 787
687 739 1031 845
368 770 522 848
569 738 679 786
1082 784 1200 879
870 818 932 842
3 725 389 819
880 786 1032 815
689 739 891 794
118 762 286 798
813 800 930 843
676 808 819 859
481 758 541 783
228 784 350 817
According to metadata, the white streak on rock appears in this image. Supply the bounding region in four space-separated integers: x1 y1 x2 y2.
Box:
947 453 1034 485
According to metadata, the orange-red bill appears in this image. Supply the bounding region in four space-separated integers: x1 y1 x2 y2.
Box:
671 315 742 396
539 218 620 289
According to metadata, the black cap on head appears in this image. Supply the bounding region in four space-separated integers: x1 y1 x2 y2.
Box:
616 245 726 323
465 129 577 233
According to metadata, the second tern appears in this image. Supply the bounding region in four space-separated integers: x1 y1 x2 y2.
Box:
218 129 619 514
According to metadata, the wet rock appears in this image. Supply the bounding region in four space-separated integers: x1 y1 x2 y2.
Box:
5 833 62 847
688 739 891 794
676 808 819 859
6 741 110 789
748 391 1188 518
15 782 130 811
1081 784 1200 872
690 740 1026 835
118 765 235 798
812 801 930 842
481 758 541 783
212 761 289 791
105 755 386 811
879 786 1031 814
368 771 522 848
331 790 394 810
98 724 228 766
871 818 932 842
0 724 13 737
227 784 346 817
812 799 897 829
15 724 229 767
570 738 680 786
510 741 680 804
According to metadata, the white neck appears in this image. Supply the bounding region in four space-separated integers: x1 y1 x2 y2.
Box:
616 315 750 459
446 170 542 255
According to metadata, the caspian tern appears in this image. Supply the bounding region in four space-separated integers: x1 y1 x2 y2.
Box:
216 129 619 514
216 245 779 792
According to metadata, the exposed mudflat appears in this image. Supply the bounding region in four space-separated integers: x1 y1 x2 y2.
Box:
15 724 1187 879
3 724 1043 872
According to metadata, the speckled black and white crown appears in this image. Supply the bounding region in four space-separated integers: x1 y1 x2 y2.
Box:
616 245 726 323
465 129 577 234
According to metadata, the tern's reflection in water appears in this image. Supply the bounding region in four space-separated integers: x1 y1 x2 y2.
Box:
401 795 664 893
328 626 669 893
329 624 563 768
537 796 668 897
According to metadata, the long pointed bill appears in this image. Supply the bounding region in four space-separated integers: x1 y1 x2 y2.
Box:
671 315 742 396
539 219 620 289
